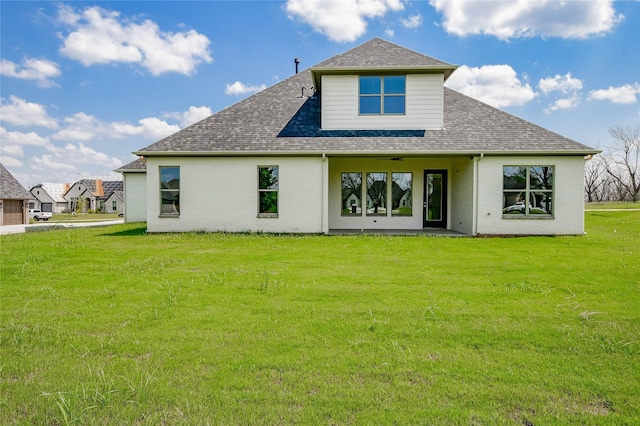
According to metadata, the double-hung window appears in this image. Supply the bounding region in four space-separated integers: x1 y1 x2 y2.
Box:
160 166 180 216
258 166 278 217
359 76 406 115
503 166 554 217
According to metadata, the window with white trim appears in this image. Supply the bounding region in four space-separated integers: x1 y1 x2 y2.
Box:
359 76 406 115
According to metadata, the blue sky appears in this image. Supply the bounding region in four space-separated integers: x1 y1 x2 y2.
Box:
1 0 639 187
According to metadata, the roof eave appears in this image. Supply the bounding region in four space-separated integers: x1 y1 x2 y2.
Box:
311 65 458 88
133 149 600 158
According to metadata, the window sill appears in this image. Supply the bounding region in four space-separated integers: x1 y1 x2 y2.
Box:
502 215 554 220
159 213 180 218
258 213 278 219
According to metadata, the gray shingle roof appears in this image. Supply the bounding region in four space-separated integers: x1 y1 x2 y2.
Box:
135 39 596 157
314 38 453 69
1 163 32 200
116 158 146 172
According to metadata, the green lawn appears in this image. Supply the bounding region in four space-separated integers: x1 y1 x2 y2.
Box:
1 211 639 424
585 201 640 210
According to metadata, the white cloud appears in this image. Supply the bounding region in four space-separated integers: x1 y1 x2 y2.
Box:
31 142 122 172
537 73 583 113
544 94 581 114
538 73 583 95
429 0 624 40
0 57 61 87
180 106 212 127
52 112 180 141
400 14 423 29
385 28 395 38
52 112 102 141
588 84 640 104
0 128 51 157
111 117 180 139
0 96 58 128
0 156 23 168
286 0 404 42
225 81 267 96
445 64 535 108
57 4 212 75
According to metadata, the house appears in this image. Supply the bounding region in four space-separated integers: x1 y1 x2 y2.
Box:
0 163 33 225
30 183 70 213
63 179 123 213
131 38 598 235
116 158 147 222
104 190 124 214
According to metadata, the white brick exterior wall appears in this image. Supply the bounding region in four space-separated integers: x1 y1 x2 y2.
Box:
146 157 326 233
142 154 586 235
123 172 147 222
475 155 586 235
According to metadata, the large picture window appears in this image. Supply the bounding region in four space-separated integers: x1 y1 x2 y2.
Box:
503 166 554 217
359 76 406 115
341 172 362 216
160 166 180 216
391 173 412 216
258 166 278 217
366 172 387 216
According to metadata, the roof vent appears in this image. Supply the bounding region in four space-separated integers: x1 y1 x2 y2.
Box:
294 58 300 74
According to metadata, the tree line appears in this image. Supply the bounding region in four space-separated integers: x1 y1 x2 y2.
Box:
585 124 639 203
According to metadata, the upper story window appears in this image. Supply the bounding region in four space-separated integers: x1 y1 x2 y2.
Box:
359 76 406 115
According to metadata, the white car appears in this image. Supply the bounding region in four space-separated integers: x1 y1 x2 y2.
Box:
503 201 532 213
29 209 52 221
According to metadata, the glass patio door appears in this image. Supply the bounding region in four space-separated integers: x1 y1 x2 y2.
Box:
424 170 447 228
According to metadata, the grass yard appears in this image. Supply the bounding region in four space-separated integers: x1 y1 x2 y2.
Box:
585 201 640 210
1 211 639 424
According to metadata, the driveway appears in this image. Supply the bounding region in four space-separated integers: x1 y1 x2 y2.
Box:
0 219 125 235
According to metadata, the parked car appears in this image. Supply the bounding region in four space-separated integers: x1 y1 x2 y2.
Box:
29 209 52 221
503 201 532 213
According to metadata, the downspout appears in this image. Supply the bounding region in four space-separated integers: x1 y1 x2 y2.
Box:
321 153 329 234
472 153 483 236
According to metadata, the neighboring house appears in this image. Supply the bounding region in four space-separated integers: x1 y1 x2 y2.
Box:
105 191 124 214
63 179 123 213
30 183 70 213
131 38 598 235
0 163 33 225
116 158 147 222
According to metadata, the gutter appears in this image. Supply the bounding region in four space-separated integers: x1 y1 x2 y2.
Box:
133 149 601 158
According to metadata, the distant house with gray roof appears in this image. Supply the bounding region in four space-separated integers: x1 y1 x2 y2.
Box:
129 38 597 235
1 163 32 225
63 179 123 213
30 182 70 213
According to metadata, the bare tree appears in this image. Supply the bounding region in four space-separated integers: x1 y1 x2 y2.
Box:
603 124 640 202
584 156 606 202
